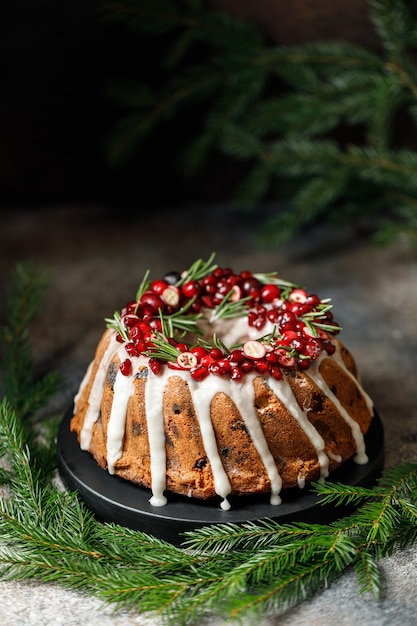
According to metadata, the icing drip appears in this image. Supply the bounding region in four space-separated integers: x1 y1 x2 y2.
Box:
297 473 306 489
218 375 283 506
267 374 330 481
106 351 137 473
78 330 119 450
308 351 369 465
332 341 374 415
187 376 233 510
191 374 283 506
144 364 172 507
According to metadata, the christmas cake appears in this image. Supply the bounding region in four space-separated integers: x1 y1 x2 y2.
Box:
70 254 374 510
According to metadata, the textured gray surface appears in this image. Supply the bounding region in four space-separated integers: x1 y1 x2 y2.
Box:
1 205 417 625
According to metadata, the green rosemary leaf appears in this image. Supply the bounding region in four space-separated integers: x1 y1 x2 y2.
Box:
177 252 217 285
135 268 151 301
161 298 203 336
210 290 251 321
144 332 180 361
253 272 299 289
105 310 130 341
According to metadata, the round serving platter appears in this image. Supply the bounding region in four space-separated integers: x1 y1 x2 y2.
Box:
57 407 384 546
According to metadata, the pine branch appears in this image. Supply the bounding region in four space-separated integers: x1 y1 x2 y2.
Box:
0 263 61 422
105 0 417 246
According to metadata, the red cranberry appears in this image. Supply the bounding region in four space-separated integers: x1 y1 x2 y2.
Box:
140 291 165 311
121 301 139 315
201 294 215 308
241 277 261 294
261 284 281 303
191 365 209 381
177 352 198 369
181 280 202 299
125 342 139 357
265 351 278 364
149 358 163 375
240 360 254 373
161 286 180 307
275 349 296 368
229 349 244 363
253 360 270 373
303 338 322 359
122 313 140 328
289 288 307 303
270 365 283 380
191 345 208 361
217 359 231 373
267 309 280 323
209 347 223 360
151 279 168 295
323 342 336 355
200 354 214 367
306 294 321 307
230 366 243 380
277 311 297 332
120 359 132 376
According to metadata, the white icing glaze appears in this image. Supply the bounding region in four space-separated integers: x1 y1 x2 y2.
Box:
331 341 374 415
190 374 283 506
267 372 330 481
328 451 343 464
186 375 233 510
77 330 120 450
297 473 306 489
106 348 138 474
144 363 172 507
308 350 369 465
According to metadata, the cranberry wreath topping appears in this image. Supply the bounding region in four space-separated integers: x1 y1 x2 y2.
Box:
105 253 340 380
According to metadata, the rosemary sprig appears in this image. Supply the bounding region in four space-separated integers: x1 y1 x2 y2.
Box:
104 310 130 341
176 252 217 286
210 290 252 322
159 298 203 337
302 299 342 335
144 332 181 362
197 333 231 355
135 268 151 301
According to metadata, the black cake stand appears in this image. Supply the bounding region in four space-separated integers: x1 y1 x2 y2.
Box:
57 407 384 546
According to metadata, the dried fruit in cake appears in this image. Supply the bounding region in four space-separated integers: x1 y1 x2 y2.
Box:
71 253 374 510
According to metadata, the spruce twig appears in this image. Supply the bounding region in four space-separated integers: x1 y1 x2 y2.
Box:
105 0 417 246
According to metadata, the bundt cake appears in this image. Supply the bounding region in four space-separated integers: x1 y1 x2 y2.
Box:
71 254 374 511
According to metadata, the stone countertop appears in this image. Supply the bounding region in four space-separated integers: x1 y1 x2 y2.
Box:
1 204 417 625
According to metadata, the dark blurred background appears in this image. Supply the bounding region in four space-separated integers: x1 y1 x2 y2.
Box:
0 0 385 211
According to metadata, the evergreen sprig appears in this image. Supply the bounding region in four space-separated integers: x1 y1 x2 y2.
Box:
1 264 417 624
106 0 417 246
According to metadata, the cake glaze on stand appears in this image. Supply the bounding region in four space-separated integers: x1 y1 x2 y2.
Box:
57 407 384 547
